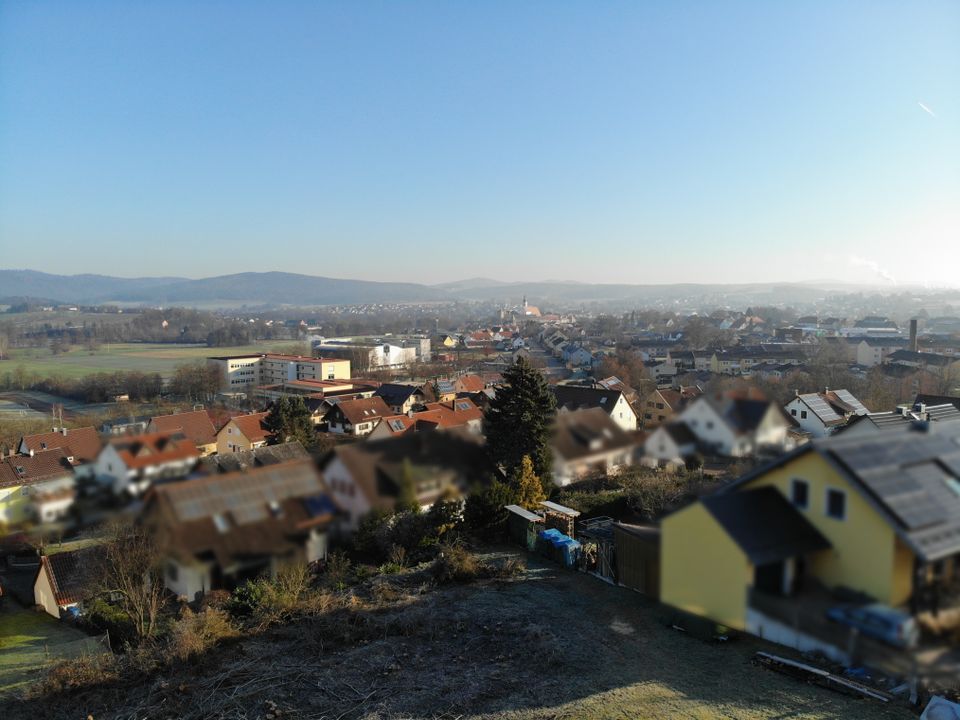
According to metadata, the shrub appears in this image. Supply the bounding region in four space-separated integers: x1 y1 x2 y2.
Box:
387 544 407 568
490 555 526 578
168 607 239 661
28 653 118 698
83 596 137 647
354 508 394 557
324 550 352 589
378 562 405 575
430 544 481 584
227 578 270 618
229 563 320 628
198 589 232 611
464 478 517 539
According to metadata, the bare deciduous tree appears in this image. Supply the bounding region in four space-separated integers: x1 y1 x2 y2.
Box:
94 522 167 641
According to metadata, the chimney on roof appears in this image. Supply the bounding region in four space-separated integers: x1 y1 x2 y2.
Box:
61 427 68 436
909 318 918 352
29 449 35 457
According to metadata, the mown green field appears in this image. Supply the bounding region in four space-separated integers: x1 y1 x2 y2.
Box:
0 605 105 695
2 342 302 379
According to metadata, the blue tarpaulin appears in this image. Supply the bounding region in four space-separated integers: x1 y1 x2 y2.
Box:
537 529 581 568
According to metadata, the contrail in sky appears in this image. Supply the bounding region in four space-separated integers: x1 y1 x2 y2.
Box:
918 101 937 117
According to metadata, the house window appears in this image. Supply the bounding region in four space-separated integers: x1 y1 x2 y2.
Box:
826 488 846 520
791 408 797 416
167 563 179 582
705 421 714 430
790 479 809 509
800 410 807 419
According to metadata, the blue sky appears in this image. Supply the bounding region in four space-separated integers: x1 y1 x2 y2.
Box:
1 1 958 286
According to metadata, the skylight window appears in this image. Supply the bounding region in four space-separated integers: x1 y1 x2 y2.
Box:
212 514 230 533
947 478 960 498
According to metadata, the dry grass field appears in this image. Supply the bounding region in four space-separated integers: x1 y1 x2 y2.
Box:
5 553 914 720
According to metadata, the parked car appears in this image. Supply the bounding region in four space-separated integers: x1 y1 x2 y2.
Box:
826 603 919 648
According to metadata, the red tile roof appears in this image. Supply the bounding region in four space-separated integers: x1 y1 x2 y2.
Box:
37 549 98 606
229 412 273 443
19 426 102 464
455 374 486 393
108 432 200 470
149 410 217 447
333 397 392 425
0 449 74 489
375 399 483 436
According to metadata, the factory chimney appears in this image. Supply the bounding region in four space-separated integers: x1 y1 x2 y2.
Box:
909 318 918 352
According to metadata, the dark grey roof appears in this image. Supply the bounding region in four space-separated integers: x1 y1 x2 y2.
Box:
824 431 960 561
924 404 960 424
858 337 907 347
915 394 960 412
664 422 698 446
200 441 311 474
701 487 831 565
552 408 636 461
374 383 424 405
888 349 955 367
552 385 624 414
725 425 960 561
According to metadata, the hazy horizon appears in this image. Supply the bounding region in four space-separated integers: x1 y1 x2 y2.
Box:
2 2 958 286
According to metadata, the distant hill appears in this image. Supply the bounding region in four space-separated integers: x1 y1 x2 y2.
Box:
432 277 510 291
110 271 450 305
0 269 898 309
0 270 450 306
444 280 838 304
0 270 188 304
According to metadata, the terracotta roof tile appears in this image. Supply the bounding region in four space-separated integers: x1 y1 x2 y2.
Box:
19 426 101 464
149 410 217 447
0 449 74 489
228 412 273 443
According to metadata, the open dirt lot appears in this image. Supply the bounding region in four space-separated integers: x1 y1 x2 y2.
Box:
5 552 915 720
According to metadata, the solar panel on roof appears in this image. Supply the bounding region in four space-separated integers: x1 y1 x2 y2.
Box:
832 389 868 414
803 394 843 423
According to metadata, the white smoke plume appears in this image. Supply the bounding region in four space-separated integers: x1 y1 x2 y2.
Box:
849 255 897 285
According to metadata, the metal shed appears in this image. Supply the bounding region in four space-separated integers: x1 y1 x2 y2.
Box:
504 504 544 550
577 516 617 581
613 522 661 599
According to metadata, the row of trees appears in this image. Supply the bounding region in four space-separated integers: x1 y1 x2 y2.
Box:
0 360 220 404
2 308 294 350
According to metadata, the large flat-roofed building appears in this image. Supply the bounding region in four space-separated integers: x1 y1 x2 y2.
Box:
208 353 351 392
259 354 351 385
311 336 431 369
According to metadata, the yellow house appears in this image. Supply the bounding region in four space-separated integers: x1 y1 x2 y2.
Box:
0 449 76 527
216 412 273 454
661 425 960 634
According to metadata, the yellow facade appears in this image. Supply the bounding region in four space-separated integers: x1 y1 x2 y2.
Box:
741 451 914 606
0 484 30 526
660 501 753 630
216 422 258 454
